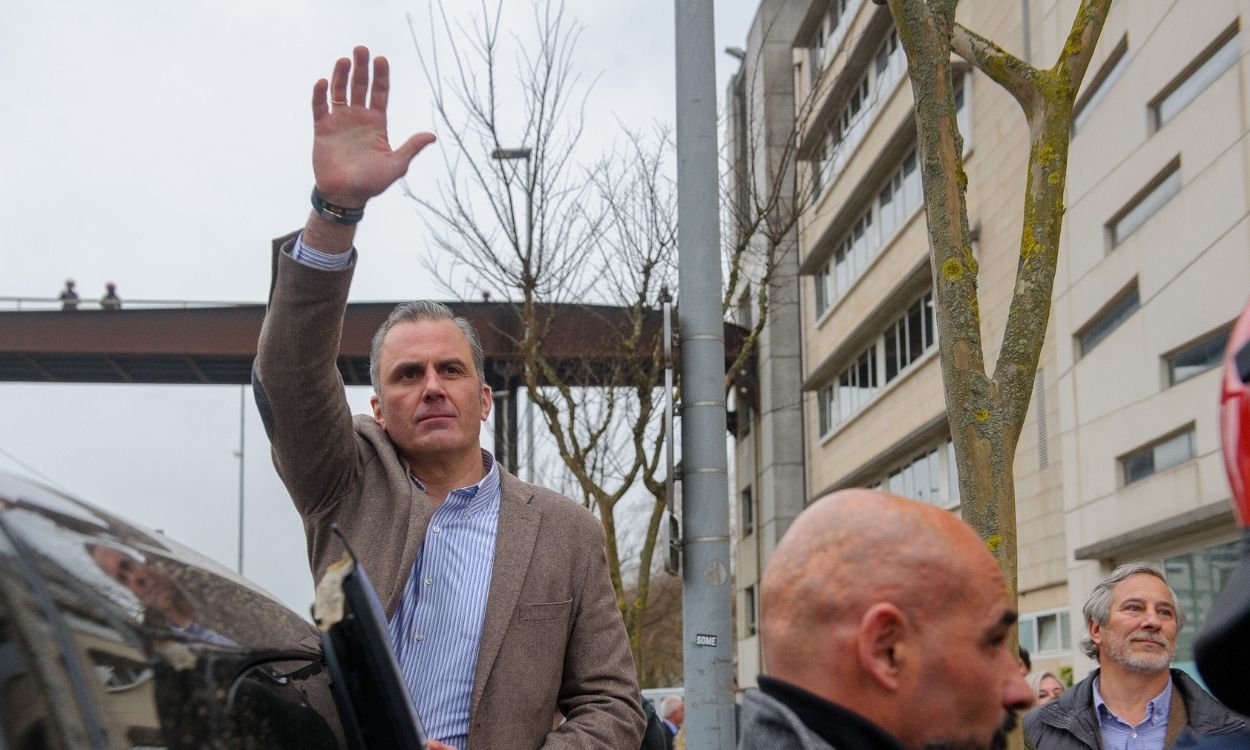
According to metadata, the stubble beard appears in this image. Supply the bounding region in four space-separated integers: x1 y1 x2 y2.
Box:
920 712 1016 750
1106 630 1174 674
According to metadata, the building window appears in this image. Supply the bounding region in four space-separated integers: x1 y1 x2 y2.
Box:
1077 281 1140 357
1072 36 1128 135
744 585 758 637
1168 327 1231 386
884 291 937 382
815 262 833 318
834 211 875 297
810 0 855 79
1120 427 1196 485
1018 609 1072 657
871 437 960 508
818 384 835 437
816 290 936 433
836 347 879 427
1165 541 1240 679
1151 26 1240 131
1107 161 1181 248
878 149 924 249
741 486 754 537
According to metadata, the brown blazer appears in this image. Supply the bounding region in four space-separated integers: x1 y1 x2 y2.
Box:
253 244 643 749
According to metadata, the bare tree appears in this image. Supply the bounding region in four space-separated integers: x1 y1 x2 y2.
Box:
408 0 680 672
881 0 1113 592
408 0 817 675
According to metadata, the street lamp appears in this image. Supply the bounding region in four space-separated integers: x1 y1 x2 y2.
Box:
490 146 535 482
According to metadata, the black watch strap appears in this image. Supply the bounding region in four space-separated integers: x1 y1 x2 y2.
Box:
311 188 365 225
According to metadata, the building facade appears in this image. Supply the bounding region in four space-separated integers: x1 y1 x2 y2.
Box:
728 0 1248 688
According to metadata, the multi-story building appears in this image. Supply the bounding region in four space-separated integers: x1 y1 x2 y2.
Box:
728 0 1247 688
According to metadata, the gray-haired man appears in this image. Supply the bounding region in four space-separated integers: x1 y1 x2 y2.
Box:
1024 563 1243 750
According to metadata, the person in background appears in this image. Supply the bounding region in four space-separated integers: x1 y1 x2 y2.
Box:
660 696 684 749
1019 646 1032 677
739 488 1032 750
1024 563 1244 750
100 282 121 311
59 279 79 311
1030 671 1065 706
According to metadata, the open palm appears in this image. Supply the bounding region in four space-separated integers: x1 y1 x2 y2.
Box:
311 46 435 207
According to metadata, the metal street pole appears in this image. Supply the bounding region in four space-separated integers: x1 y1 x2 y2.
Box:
674 1 735 747
490 147 536 482
236 384 246 575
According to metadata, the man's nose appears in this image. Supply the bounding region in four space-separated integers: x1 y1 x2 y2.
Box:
422 369 447 397
1003 660 1035 710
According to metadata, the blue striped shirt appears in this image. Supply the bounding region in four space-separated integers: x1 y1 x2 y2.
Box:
290 234 356 269
387 453 501 750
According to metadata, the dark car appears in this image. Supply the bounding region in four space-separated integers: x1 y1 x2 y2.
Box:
0 472 346 749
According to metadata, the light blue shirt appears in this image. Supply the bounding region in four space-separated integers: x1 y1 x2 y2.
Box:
1093 674 1173 750
290 236 501 747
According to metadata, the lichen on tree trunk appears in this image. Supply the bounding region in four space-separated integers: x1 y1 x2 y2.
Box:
882 0 1112 585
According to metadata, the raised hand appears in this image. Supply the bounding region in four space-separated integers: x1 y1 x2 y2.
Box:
311 46 435 208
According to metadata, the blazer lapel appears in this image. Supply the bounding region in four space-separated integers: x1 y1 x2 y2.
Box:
470 472 540 713
384 470 433 618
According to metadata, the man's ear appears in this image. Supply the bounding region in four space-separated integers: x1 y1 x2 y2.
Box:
1088 619 1103 648
370 392 385 427
857 602 910 692
480 384 493 421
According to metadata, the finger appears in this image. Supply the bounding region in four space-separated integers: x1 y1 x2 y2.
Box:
330 56 350 107
370 56 390 113
350 45 370 106
312 78 329 122
394 132 438 169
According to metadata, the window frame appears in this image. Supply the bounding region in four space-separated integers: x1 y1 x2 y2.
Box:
1166 325 1232 386
1150 24 1240 131
1119 425 1197 486
743 584 758 637
740 485 755 537
1106 159 1181 249
1018 608 1073 658
1076 280 1140 358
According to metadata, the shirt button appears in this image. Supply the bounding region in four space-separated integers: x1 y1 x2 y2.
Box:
433 525 441 533
424 577 433 585
415 633 424 641
1131 733 1137 738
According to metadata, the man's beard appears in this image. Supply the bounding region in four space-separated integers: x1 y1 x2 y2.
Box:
1106 630 1174 673
921 712 1016 750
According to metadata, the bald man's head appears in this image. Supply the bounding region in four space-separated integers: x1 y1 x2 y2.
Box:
762 490 980 667
758 489 1031 750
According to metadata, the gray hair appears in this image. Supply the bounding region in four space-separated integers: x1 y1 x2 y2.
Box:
659 695 683 719
369 301 487 392
1080 562 1185 660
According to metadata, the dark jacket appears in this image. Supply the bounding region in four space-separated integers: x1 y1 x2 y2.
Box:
1024 668 1244 750
737 689 837 750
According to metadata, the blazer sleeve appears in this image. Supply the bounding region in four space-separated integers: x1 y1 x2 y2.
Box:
546 516 645 748
253 241 362 517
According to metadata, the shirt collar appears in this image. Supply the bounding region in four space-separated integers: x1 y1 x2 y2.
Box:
410 450 500 515
1092 672 1174 728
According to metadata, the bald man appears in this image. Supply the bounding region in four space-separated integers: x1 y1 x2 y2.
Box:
739 489 1033 750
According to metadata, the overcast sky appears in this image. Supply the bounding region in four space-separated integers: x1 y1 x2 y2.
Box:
0 0 758 612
